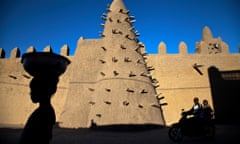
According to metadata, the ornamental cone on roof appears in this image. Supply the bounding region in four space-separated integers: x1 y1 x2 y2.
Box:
59 0 165 128
202 26 213 41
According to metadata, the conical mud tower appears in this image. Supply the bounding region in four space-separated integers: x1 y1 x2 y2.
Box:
59 0 165 128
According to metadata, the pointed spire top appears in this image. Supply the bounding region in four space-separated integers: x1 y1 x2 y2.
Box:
202 26 213 41
178 41 188 54
158 42 167 54
43 45 52 52
0 48 5 58
27 46 36 53
61 44 70 56
109 0 127 12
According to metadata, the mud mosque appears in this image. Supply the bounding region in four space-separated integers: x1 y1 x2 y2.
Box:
0 0 239 128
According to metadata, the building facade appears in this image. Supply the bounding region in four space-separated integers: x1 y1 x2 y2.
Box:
0 0 239 127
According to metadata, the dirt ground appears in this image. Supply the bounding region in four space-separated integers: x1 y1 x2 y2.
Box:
0 124 239 144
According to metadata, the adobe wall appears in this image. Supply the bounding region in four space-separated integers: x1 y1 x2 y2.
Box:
59 34 165 128
0 41 240 127
0 46 72 126
147 42 240 125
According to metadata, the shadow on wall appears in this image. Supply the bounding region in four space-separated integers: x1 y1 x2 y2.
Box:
208 66 240 125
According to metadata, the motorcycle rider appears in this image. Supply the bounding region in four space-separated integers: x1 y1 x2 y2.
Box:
168 97 215 142
184 97 203 117
183 97 203 128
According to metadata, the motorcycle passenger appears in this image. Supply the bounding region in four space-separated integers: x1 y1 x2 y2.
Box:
202 99 214 125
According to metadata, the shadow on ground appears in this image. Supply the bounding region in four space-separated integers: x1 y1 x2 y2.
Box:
0 124 238 144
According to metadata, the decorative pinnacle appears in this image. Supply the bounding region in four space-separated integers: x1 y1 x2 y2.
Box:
110 0 127 12
202 26 213 41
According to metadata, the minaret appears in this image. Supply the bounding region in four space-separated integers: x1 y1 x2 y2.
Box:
202 26 213 41
59 0 165 128
195 26 229 54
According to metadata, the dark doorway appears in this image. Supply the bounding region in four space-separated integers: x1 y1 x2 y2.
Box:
208 66 240 125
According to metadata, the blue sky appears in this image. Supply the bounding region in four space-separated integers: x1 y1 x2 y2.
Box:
0 0 239 57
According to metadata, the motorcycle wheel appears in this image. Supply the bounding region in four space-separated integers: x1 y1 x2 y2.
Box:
168 125 183 142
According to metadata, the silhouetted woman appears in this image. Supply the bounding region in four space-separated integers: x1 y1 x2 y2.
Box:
19 76 59 144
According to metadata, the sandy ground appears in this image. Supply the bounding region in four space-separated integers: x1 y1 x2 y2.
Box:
0 124 239 144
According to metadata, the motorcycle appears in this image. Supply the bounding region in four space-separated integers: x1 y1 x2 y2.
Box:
168 110 215 142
